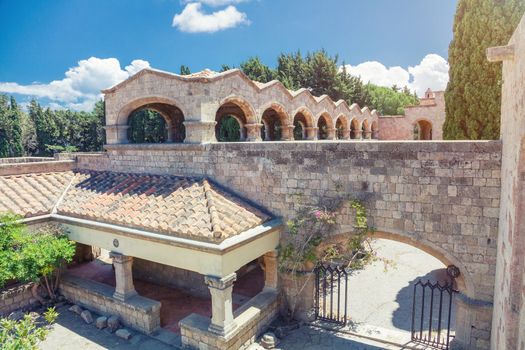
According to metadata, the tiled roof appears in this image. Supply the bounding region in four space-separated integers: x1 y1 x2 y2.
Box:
0 171 271 242
0 172 74 218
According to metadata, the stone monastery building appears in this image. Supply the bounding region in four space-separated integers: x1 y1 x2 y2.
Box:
0 14 524 350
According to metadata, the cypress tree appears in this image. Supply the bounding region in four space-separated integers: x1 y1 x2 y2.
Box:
443 0 525 140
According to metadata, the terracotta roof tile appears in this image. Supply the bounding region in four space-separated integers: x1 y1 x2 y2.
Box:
55 171 270 242
0 172 74 218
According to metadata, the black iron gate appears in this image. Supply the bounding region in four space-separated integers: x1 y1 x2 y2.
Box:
411 266 459 350
314 264 348 325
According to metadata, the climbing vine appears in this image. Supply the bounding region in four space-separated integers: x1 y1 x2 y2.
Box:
278 199 378 320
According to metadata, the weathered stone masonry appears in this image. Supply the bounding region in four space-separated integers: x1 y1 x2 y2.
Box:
75 140 501 349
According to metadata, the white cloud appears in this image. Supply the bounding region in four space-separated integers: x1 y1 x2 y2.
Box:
172 3 249 33
183 0 249 6
0 57 150 111
342 54 449 96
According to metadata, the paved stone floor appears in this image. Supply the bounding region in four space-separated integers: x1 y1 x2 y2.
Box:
347 239 454 333
67 259 263 333
39 304 177 350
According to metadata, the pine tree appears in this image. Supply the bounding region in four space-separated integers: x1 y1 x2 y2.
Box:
443 0 525 140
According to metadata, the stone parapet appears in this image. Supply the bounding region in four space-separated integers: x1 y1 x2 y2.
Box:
60 274 161 334
0 282 38 316
0 160 75 176
179 289 278 350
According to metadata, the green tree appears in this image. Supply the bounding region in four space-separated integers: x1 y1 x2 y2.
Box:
240 57 276 83
443 0 525 140
367 85 419 115
0 95 24 157
217 116 241 142
128 109 168 143
180 65 191 75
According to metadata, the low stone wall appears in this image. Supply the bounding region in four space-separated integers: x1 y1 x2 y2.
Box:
0 157 54 164
0 159 75 176
180 289 279 350
133 258 209 298
0 282 38 316
60 275 161 334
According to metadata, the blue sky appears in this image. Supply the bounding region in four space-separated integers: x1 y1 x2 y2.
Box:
0 0 457 110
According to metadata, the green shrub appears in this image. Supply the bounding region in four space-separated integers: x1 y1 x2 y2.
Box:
0 214 75 299
0 307 58 350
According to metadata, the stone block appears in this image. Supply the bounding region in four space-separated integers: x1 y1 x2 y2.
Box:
81 310 93 324
95 316 108 329
69 304 83 315
107 315 120 333
115 328 132 340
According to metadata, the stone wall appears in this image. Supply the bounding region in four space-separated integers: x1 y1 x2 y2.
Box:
379 91 446 140
180 289 278 350
0 159 75 176
76 140 501 348
488 13 525 350
60 275 161 334
133 258 209 298
0 283 38 316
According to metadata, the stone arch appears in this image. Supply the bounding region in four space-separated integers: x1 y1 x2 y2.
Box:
317 112 335 140
219 96 257 125
117 96 186 144
371 231 473 297
414 119 433 140
335 115 350 140
292 107 315 140
371 120 379 139
260 103 292 141
215 100 254 142
350 118 361 139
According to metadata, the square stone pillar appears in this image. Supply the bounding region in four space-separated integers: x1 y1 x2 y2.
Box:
110 252 137 301
263 250 279 290
245 123 263 141
305 127 318 140
183 121 217 144
281 125 295 141
205 273 237 336
326 128 337 140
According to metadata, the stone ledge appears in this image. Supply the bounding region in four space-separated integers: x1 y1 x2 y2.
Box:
0 160 76 176
179 289 278 349
60 274 161 334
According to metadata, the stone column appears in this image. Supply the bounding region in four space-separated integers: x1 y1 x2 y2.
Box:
354 130 363 139
110 252 137 301
363 131 372 140
281 125 295 141
326 128 337 140
263 251 278 290
183 121 217 144
205 273 237 336
342 129 351 140
245 123 263 141
104 125 129 144
305 127 318 140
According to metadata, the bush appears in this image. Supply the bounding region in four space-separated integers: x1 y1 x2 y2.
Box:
0 307 58 350
0 214 76 299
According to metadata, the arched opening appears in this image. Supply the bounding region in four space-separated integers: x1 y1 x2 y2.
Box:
127 103 185 143
414 120 433 140
371 121 379 139
261 106 288 141
335 115 349 140
350 119 360 139
317 113 334 140
215 102 249 142
293 109 315 140
346 237 459 345
361 119 370 140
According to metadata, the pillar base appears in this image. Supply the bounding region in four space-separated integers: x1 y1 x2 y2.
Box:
208 320 238 337
113 290 138 302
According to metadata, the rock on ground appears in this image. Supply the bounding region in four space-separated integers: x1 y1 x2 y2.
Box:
68 304 83 315
80 310 93 324
95 316 107 329
115 328 132 340
107 315 120 333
